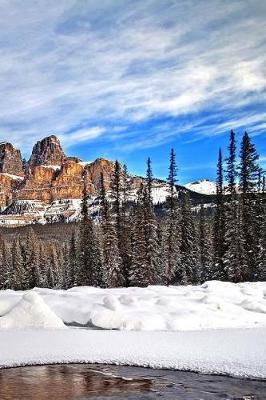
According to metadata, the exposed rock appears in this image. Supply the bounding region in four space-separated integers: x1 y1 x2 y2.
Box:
0 142 24 176
51 160 84 200
84 158 115 194
0 134 192 225
16 165 56 203
28 135 65 168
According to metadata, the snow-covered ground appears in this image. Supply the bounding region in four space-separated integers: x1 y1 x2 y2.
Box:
0 281 265 378
1 281 265 330
0 328 265 378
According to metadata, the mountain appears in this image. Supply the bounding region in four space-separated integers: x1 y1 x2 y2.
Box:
184 179 217 195
0 135 214 227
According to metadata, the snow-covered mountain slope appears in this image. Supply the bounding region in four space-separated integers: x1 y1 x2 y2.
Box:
185 179 216 195
0 182 175 226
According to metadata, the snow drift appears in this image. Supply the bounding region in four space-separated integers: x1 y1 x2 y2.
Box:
0 291 66 329
0 281 265 331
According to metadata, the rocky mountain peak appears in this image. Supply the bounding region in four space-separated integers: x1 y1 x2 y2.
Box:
28 135 65 168
0 142 24 177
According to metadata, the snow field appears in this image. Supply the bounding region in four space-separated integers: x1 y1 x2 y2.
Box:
0 281 265 331
0 281 266 378
0 328 265 378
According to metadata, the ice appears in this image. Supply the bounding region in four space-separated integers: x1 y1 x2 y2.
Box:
0 291 66 329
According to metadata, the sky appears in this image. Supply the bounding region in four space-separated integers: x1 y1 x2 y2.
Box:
0 0 265 184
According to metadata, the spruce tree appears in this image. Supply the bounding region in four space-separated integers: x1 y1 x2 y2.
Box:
11 237 24 290
165 148 180 284
176 192 199 284
0 235 10 289
66 230 78 288
100 173 123 287
238 132 260 280
198 205 213 282
119 164 132 286
77 189 103 286
223 130 244 282
129 184 148 286
143 158 161 284
213 149 226 279
226 130 237 194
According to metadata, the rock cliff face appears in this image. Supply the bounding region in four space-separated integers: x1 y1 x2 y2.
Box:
0 135 118 210
0 135 178 227
28 135 65 168
0 142 24 176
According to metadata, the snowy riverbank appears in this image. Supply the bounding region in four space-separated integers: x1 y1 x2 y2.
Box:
0 281 265 378
0 328 265 378
1 281 266 330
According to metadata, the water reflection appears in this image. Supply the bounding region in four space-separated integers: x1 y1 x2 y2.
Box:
0 364 265 400
0 364 152 400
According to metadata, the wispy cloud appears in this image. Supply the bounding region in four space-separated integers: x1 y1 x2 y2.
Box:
0 0 265 156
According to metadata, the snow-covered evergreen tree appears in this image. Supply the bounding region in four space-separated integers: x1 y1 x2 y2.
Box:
176 192 199 285
143 159 162 284
77 190 103 286
100 173 124 287
198 205 213 282
130 184 148 286
213 149 226 279
0 235 10 289
119 164 133 286
164 148 180 284
238 132 260 280
66 230 78 288
223 130 245 282
11 237 24 290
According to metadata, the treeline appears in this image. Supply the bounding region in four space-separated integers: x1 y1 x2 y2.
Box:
0 131 265 290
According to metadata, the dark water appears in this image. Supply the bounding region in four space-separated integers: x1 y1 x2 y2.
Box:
0 364 265 400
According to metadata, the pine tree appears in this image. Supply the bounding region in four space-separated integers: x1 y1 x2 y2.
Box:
143 158 162 284
239 132 259 194
254 178 266 281
100 173 123 287
66 230 78 288
129 184 148 286
28 240 41 289
77 189 103 286
119 164 132 286
11 237 24 290
165 148 180 284
176 192 199 284
213 149 226 279
0 235 11 289
226 130 237 194
223 130 244 282
198 205 213 282
238 132 260 280
39 242 48 287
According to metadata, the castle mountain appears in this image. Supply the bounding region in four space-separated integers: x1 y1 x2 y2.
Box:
0 135 211 226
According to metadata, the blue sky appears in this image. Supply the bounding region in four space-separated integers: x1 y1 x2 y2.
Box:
0 0 265 184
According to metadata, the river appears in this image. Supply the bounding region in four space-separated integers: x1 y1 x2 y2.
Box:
0 364 265 399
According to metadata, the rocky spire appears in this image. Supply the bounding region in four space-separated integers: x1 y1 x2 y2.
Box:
0 142 24 177
28 135 65 168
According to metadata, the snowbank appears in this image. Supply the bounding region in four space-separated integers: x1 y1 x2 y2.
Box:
1 281 265 331
0 282 265 378
0 328 265 378
0 292 66 329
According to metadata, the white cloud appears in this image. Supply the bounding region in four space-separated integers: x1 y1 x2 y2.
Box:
59 127 105 147
0 0 265 155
